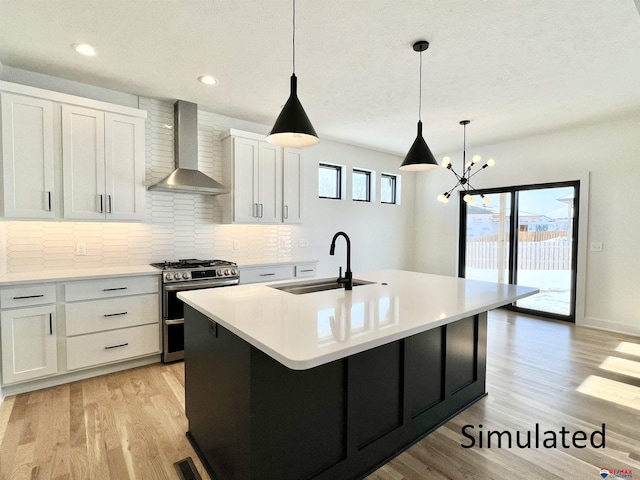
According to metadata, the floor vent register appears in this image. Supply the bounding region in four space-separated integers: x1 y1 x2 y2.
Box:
174 457 202 480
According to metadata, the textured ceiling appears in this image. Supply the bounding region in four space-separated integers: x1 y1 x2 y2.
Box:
1 0 639 156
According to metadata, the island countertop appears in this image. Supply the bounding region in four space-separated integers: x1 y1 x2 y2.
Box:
178 269 538 370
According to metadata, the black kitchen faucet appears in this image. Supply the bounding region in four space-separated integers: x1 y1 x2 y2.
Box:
329 231 353 290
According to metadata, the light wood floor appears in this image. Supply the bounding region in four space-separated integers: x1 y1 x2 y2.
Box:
1 310 639 480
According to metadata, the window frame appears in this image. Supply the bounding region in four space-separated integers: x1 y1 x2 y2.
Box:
352 168 372 202
318 163 343 200
380 173 398 204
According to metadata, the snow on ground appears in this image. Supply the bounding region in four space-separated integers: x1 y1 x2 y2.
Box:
466 268 571 316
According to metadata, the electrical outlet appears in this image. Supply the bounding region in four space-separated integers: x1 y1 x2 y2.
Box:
233 240 241 250
76 242 86 255
298 239 309 248
590 242 603 252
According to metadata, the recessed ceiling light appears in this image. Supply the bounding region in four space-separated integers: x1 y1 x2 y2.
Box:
71 43 98 57
198 75 217 85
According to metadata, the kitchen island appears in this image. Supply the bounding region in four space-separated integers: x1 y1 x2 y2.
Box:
179 269 538 480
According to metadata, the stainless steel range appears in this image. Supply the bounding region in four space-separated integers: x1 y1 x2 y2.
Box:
151 259 239 362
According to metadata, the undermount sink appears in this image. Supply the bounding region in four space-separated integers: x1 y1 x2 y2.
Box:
270 277 375 295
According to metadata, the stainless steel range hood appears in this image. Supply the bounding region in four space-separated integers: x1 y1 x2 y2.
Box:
148 100 230 195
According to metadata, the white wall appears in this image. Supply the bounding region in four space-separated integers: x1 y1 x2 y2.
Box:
414 113 640 335
295 140 415 277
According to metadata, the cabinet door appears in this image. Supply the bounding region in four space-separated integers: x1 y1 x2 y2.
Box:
283 148 303 224
258 142 282 223
233 137 260 223
62 105 106 219
104 113 145 220
1 305 57 384
1 93 56 218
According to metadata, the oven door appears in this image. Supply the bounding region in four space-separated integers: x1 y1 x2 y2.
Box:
163 279 238 321
162 281 236 362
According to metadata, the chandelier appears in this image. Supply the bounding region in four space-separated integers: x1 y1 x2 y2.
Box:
437 120 495 205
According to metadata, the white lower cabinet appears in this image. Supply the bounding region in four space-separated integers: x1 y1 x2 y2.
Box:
65 293 158 336
66 323 159 371
63 275 160 370
239 261 318 284
294 263 317 278
0 273 160 389
1 304 57 385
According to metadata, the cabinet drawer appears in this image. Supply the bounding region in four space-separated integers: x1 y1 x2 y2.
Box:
1 285 56 309
65 293 159 336
66 323 160 370
295 263 317 278
65 275 158 302
240 265 293 284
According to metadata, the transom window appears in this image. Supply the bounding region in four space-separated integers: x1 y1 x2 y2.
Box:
380 174 397 204
319 163 342 199
352 169 371 202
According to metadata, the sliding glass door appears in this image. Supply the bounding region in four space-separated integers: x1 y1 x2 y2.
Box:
459 181 579 322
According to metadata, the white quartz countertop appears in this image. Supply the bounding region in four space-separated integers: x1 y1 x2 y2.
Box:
0 265 161 286
178 269 539 370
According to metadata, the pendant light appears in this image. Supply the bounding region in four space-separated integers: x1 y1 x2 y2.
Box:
437 120 496 205
266 0 319 147
399 40 438 171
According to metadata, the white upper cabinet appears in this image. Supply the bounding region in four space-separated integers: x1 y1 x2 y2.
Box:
226 135 283 224
62 105 106 219
222 129 302 224
0 80 147 222
232 137 260 223
283 148 303 224
258 141 283 223
0 93 56 218
62 106 145 220
104 113 146 220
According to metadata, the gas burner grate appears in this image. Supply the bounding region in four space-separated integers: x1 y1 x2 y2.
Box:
151 259 237 270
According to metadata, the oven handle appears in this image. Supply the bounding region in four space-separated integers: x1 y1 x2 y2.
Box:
163 280 239 292
165 319 185 325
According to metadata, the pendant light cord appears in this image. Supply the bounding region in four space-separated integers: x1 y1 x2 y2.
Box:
418 49 423 121
462 122 466 168
292 0 296 74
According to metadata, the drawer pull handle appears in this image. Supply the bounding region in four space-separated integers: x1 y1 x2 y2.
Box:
12 294 45 300
49 313 53 335
299 269 314 272
103 312 128 317
105 343 129 350
259 273 276 277
103 287 128 292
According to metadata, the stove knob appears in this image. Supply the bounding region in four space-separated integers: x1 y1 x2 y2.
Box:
217 269 223 277
165 273 172 281
173 272 182 280
224 269 230 276
182 272 189 279
231 268 238 275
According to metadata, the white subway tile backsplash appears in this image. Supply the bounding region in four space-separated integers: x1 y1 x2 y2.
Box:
2 97 292 272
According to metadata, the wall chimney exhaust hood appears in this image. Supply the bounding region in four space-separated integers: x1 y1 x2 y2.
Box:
148 100 230 195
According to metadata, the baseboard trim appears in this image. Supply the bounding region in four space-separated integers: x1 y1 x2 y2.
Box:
0 354 161 398
583 316 640 338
